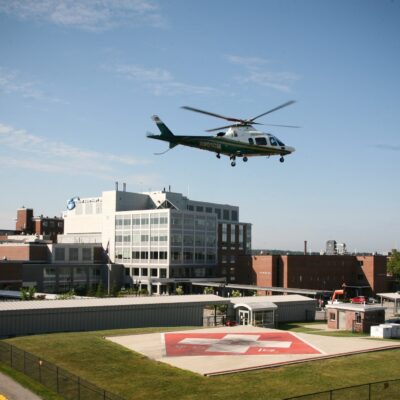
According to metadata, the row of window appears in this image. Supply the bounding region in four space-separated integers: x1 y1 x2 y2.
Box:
186 205 238 222
44 267 100 278
115 249 216 263
54 247 92 262
116 213 217 231
116 214 168 229
74 201 102 215
125 267 167 278
115 233 216 246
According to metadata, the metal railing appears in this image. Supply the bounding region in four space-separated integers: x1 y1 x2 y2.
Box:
0 341 125 400
284 378 400 399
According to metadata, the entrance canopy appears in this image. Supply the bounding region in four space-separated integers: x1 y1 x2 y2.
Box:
233 302 277 312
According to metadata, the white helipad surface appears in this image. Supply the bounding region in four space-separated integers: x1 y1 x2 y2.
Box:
107 326 400 375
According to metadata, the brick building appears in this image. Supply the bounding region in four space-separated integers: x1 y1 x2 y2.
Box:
246 254 390 295
15 207 63 242
0 242 119 293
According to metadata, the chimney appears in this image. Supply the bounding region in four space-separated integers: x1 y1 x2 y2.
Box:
115 181 118 191
123 182 126 192
304 240 308 255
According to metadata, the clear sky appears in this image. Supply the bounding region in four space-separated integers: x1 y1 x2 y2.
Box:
0 0 399 253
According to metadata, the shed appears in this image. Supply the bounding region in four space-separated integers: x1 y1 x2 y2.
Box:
229 294 317 324
233 302 277 328
0 295 229 338
377 292 400 314
326 303 386 333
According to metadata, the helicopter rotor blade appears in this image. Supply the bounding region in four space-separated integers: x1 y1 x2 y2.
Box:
263 123 300 128
181 106 244 123
249 100 296 122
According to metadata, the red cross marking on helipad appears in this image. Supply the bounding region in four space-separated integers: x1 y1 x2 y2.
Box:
164 332 321 357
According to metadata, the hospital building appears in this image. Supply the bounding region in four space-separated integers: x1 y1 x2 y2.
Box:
58 185 252 295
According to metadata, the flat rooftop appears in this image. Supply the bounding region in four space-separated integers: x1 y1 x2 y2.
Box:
0 294 228 312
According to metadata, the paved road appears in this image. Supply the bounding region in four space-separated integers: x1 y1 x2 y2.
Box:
0 372 42 400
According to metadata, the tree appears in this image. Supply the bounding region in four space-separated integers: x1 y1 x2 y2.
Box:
110 281 120 297
231 289 241 297
21 286 36 300
203 286 214 295
95 282 105 298
175 286 184 295
388 249 400 279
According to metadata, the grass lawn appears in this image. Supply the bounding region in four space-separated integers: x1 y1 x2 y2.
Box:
2 326 400 400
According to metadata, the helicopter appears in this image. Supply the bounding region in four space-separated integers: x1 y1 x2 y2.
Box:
147 100 297 167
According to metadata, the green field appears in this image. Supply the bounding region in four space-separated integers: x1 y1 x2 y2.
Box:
2 326 400 400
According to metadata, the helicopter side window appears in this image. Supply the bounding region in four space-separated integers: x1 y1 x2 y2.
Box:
270 137 278 146
248 138 254 145
255 137 267 146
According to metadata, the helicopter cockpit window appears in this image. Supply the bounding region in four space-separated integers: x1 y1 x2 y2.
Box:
255 137 267 146
276 138 285 146
248 138 254 145
269 137 278 146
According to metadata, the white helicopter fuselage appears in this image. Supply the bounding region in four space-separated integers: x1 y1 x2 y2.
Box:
216 125 295 156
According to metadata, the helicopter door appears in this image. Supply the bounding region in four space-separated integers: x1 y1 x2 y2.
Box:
248 138 254 145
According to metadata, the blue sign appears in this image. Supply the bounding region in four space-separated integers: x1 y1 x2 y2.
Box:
67 197 80 210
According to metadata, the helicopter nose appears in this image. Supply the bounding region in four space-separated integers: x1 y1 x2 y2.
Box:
285 146 295 154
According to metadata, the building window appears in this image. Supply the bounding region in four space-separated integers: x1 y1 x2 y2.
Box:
222 223 227 243
151 215 159 225
132 251 140 260
160 269 167 278
230 255 236 263
115 216 123 229
44 267 56 277
125 267 130 276
355 312 362 324
330 313 336 321
150 251 159 260
133 268 139 276
187 205 194 211
140 251 149 260
230 224 236 243
151 268 158 277
69 248 79 261
141 268 148 276
215 209 221 219
159 251 168 260
196 206 204 212
55 247 65 261
82 248 91 261
221 255 227 264
206 207 212 213
223 209 230 220
231 210 238 221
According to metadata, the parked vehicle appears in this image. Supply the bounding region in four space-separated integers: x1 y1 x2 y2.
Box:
350 296 367 304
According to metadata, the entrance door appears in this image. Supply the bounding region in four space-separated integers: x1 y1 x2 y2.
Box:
338 311 346 329
239 310 250 325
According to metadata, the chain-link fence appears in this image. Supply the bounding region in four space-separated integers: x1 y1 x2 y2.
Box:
0 341 125 400
284 379 400 400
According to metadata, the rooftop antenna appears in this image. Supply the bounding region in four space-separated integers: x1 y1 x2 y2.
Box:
115 181 119 191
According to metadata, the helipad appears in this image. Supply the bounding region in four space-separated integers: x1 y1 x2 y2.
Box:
107 325 400 375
